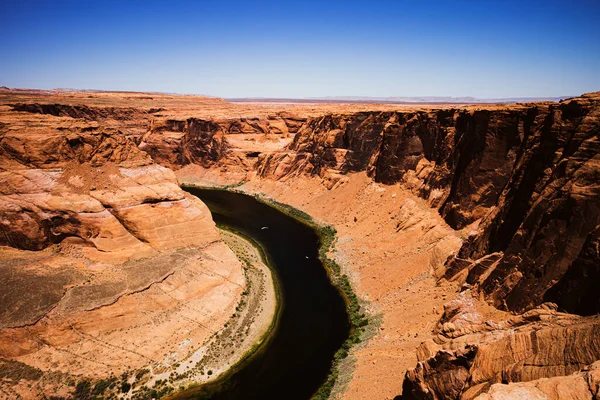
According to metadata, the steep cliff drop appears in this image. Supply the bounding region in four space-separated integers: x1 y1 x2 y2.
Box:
251 92 600 399
258 93 600 315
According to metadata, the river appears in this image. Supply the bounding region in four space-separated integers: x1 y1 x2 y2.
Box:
177 187 350 400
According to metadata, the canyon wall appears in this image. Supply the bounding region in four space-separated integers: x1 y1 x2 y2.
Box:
139 114 306 171
258 93 600 316
253 92 600 399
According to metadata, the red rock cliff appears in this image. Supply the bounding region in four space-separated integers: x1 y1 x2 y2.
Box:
258 93 600 316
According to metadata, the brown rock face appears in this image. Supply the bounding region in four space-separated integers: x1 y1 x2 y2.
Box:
0 109 219 254
140 118 229 167
258 92 600 317
401 296 600 400
0 102 244 398
139 114 306 172
249 94 600 399
8 102 154 143
473 361 600 400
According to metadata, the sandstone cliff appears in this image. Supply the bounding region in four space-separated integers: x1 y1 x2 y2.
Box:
253 93 600 399
138 114 306 173
0 104 245 398
401 293 600 399
257 93 600 317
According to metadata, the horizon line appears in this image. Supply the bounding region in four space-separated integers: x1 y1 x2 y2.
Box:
0 85 584 104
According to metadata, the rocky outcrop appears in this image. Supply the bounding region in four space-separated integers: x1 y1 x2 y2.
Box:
401 293 600 400
257 93 600 317
140 115 306 171
0 103 245 398
10 102 155 143
11 102 148 122
139 118 230 167
473 362 600 400
0 109 220 254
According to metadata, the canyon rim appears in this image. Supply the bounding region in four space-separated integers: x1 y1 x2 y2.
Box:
0 89 599 399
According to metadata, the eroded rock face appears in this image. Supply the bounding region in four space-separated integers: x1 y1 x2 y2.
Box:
257 93 600 316
9 102 154 143
139 114 306 171
0 104 244 398
473 361 600 400
250 94 600 399
0 111 219 254
401 294 600 400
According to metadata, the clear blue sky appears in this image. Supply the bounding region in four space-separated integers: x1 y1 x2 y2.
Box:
1 0 599 98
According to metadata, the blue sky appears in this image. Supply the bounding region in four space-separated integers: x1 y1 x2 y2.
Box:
1 0 599 98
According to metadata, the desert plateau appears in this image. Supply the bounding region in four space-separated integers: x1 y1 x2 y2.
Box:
2 1 600 399
0 87 599 399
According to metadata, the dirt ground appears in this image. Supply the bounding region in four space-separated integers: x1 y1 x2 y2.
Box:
138 229 277 393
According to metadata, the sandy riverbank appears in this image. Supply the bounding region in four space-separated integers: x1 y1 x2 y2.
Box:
136 229 277 398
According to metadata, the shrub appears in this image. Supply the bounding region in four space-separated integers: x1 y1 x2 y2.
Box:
92 377 117 395
72 380 91 400
135 368 150 380
121 381 131 393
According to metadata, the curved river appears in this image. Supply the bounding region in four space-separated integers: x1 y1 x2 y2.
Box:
179 187 350 400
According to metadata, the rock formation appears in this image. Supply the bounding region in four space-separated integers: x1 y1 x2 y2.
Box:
0 102 245 398
257 93 600 316
401 293 600 399
139 114 306 172
2 89 599 399
253 92 600 399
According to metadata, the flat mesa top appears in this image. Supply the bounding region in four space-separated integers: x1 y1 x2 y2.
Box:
0 88 550 120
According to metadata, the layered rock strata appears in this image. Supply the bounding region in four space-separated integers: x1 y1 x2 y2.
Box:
0 106 245 398
3 89 600 399
401 293 600 399
258 92 600 316
139 114 306 172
